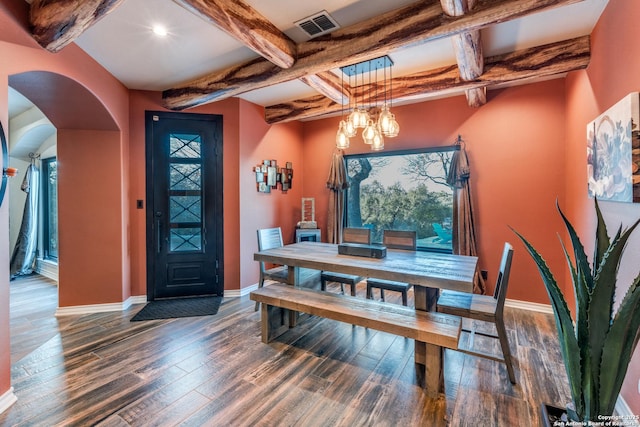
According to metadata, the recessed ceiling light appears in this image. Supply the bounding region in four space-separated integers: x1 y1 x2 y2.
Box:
152 25 168 37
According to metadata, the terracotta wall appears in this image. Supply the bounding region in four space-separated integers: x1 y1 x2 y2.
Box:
238 100 305 288
127 92 306 295
0 0 130 400
565 0 640 414
303 79 568 304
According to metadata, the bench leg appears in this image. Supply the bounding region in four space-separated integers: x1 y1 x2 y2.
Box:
260 303 291 343
415 341 444 398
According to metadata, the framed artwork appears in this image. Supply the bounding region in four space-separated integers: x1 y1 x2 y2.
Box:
587 92 640 203
254 161 293 192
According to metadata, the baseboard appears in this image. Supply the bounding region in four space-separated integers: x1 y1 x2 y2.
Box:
225 283 258 298
35 258 58 282
0 388 17 415
505 298 553 314
55 295 143 316
616 394 640 426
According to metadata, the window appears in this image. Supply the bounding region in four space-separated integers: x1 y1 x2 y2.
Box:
344 147 456 252
42 157 58 260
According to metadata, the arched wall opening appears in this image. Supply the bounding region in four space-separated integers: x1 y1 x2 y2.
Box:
8 71 129 308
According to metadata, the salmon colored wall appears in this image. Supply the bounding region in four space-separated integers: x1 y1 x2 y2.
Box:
128 93 304 294
303 80 568 304
565 0 640 415
57 130 125 305
128 91 243 296
239 100 305 289
1 0 130 401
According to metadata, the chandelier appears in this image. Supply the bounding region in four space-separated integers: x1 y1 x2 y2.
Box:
336 56 399 151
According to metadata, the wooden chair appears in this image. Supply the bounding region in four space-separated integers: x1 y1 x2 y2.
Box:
436 242 516 383
320 227 371 296
366 230 417 306
255 227 320 311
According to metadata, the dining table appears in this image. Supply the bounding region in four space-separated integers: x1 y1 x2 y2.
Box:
253 241 478 387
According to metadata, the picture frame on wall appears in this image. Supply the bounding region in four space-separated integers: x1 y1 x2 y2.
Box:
587 92 640 203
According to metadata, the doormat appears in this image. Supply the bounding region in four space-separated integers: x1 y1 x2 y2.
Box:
130 296 222 321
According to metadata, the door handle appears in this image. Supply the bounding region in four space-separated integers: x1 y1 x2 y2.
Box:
155 211 162 254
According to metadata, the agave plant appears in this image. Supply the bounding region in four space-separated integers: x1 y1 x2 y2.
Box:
513 199 640 421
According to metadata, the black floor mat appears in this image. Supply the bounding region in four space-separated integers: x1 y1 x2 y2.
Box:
130 296 222 321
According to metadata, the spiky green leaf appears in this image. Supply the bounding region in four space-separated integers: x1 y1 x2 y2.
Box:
599 272 640 415
593 198 611 275
512 228 583 415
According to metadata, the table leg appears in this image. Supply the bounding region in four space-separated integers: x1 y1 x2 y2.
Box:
414 286 443 396
286 265 299 326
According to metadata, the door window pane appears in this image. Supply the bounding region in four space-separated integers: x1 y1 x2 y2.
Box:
170 228 202 251
170 196 201 223
170 133 201 158
170 164 201 191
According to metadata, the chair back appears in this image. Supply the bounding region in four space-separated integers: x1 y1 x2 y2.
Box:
257 227 284 273
383 230 417 250
343 227 371 244
493 242 514 314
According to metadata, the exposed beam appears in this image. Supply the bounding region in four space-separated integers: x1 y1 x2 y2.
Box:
163 0 583 110
442 0 486 108
299 72 351 105
172 0 297 69
30 0 126 52
171 1 346 104
264 36 590 124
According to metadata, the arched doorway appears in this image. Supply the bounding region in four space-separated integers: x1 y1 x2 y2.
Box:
7 71 128 310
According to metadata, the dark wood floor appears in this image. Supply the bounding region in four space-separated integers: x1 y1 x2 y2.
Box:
1 275 570 426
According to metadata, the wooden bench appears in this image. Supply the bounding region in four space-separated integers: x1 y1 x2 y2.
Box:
250 283 462 397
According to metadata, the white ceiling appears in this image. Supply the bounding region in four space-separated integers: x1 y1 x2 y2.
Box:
11 0 609 119
69 0 609 108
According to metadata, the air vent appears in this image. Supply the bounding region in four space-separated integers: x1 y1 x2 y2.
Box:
295 11 340 38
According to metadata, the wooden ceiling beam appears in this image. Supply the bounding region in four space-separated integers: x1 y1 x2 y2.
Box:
441 0 486 108
171 1 350 105
264 35 590 124
299 72 351 105
30 0 127 52
171 0 297 69
163 0 583 110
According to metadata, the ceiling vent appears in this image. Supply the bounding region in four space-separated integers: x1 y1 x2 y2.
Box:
295 11 340 38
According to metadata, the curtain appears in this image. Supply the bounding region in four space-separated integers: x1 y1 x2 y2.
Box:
326 149 348 244
10 163 40 279
446 142 486 294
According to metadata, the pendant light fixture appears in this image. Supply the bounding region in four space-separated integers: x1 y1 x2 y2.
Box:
336 56 399 151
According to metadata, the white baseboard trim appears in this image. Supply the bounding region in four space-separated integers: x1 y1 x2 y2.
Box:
35 258 58 282
55 295 144 316
0 388 17 415
129 295 147 305
505 298 553 314
615 395 639 425
225 283 259 298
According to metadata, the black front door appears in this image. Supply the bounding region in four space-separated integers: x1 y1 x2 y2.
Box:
145 111 223 299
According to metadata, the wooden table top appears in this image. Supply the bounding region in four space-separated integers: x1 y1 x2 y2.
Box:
254 242 477 293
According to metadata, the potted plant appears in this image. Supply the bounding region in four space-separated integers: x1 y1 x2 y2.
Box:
513 199 640 423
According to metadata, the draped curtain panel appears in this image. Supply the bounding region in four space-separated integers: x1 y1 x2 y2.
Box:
446 144 486 295
326 150 349 244
10 163 40 279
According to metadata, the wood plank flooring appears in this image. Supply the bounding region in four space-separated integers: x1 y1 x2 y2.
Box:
1 275 571 426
